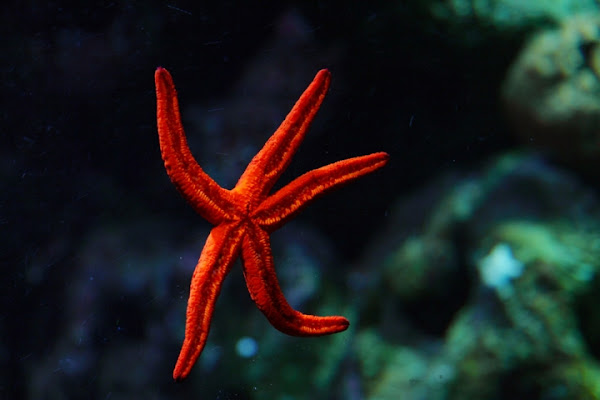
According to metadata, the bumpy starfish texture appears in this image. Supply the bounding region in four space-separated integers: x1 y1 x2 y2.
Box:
155 67 388 381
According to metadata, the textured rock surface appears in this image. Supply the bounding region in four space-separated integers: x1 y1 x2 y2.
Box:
502 14 600 169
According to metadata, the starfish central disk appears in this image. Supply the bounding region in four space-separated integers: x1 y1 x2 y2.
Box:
155 67 388 380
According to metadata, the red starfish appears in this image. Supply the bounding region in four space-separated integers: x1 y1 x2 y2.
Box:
155 67 388 380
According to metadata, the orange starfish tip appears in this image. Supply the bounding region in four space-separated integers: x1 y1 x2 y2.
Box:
156 67 387 380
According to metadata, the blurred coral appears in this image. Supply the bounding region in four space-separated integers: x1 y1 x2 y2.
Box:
354 153 600 399
502 14 600 171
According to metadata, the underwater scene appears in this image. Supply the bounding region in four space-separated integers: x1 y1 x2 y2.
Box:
4 1 600 399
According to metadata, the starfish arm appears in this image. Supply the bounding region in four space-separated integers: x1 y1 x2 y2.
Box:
155 67 233 225
241 224 349 336
254 151 389 230
173 222 245 381
234 69 331 201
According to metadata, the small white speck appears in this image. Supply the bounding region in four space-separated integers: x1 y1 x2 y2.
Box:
479 243 524 291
